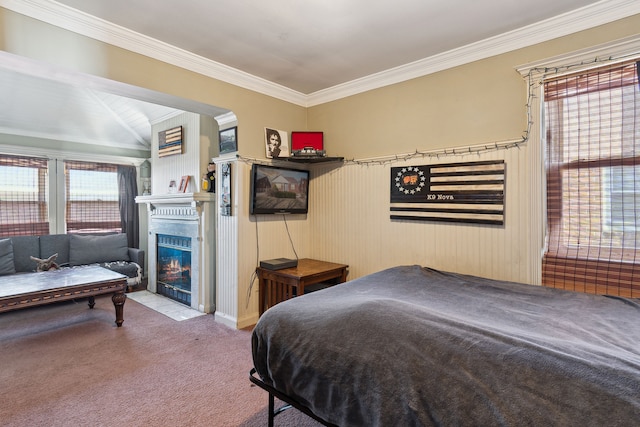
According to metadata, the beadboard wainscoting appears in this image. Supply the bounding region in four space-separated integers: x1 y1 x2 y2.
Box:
234 134 543 327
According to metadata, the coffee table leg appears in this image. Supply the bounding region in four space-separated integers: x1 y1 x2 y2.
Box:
112 291 127 327
88 296 95 309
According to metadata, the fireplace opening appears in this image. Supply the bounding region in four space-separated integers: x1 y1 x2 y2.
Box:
157 234 192 306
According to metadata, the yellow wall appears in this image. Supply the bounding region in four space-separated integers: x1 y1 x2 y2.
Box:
309 15 640 159
2 6 639 328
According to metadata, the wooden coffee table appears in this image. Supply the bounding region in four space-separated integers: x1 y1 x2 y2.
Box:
0 265 127 327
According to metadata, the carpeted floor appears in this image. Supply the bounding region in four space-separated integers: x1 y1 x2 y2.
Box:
0 295 324 427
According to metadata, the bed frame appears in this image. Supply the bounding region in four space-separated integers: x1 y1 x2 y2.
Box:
249 368 336 427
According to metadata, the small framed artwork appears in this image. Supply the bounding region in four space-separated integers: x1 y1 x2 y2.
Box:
178 175 190 193
158 126 183 157
168 180 178 194
220 163 232 216
219 126 238 154
265 128 289 158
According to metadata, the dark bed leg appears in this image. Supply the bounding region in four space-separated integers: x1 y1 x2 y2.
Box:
269 393 275 427
250 368 335 427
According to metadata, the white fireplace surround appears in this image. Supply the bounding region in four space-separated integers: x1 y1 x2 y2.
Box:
136 193 216 313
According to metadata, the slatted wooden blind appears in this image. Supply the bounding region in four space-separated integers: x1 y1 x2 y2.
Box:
0 154 50 237
64 160 121 234
542 59 640 297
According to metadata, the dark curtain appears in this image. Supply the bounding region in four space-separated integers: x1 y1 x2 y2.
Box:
118 165 139 248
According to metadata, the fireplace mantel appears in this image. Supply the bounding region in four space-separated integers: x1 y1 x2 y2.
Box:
136 192 215 206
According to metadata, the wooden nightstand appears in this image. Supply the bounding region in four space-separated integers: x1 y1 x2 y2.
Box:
257 258 348 315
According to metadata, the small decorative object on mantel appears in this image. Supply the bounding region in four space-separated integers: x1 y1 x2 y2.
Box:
206 162 215 193
390 160 505 225
219 126 238 154
158 126 183 157
178 175 190 193
220 163 231 216
265 128 289 159
201 172 209 192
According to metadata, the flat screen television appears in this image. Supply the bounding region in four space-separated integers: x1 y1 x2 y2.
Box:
250 164 310 215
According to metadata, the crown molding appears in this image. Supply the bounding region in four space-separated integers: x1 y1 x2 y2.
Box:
516 33 640 77
2 0 639 108
307 0 640 106
215 112 238 128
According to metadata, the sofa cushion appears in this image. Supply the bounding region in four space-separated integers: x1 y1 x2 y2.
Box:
0 238 16 276
69 234 130 266
10 236 40 272
40 234 70 266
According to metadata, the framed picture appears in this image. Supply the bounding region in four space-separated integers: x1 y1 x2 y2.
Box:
219 127 238 154
168 180 178 194
158 126 183 157
265 128 289 158
220 163 232 216
178 175 190 193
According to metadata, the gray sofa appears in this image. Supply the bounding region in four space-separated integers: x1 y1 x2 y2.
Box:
0 233 144 290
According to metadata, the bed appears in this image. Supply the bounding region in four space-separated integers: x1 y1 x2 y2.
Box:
250 265 640 426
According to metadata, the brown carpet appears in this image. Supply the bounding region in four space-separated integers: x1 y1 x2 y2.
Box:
0 295 324 427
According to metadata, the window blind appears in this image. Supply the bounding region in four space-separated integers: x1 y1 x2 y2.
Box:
65 160 121 234
0 154 49 237
542 60 640 297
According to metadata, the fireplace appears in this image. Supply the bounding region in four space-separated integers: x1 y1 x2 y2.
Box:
157 234 192 306
137 193 216 313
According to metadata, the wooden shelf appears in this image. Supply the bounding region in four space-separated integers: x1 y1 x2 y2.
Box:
282 156 344 164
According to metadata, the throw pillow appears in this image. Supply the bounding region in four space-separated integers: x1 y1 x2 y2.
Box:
69 234 130 266
10 235 40 272
0 238 16 276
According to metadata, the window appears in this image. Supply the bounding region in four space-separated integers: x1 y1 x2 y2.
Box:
65 160 122 234
0 155 138 244
542 60 640 297
0 155 49 237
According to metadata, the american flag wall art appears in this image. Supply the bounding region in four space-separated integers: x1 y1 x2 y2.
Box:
390 160 505 225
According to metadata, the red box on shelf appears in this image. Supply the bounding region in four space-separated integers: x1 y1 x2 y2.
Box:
291 131 323 151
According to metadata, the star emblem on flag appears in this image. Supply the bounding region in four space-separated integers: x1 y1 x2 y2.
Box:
395 167 426 194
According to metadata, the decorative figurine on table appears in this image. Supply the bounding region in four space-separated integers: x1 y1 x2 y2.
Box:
206 162 215 193
31 253 59 271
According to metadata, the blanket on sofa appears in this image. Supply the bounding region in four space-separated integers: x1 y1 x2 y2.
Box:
252 265 640 426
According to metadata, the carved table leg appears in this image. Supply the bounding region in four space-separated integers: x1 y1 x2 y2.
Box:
88 296 95 309
111 291 127 327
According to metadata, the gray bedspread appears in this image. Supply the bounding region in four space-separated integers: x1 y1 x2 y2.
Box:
251 265 640 426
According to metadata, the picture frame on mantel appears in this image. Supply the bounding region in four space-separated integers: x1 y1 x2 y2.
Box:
219 127 238 154
178 175 190 193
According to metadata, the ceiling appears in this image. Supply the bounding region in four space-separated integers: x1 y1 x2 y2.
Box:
0 67 184 151
1 0 638 153
49 0 611 94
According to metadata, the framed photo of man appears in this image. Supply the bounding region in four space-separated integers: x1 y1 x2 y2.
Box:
265 128 289 158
